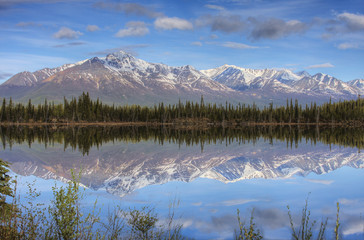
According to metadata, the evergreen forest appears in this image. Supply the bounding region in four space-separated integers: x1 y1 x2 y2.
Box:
0 93 363 124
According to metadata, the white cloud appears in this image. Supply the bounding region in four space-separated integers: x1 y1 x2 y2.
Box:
86 25 100 32
222 41 259 49
115 21 149 38
53 27 83 39
338 12 364 32
307 62 334 69
154 17 193 30
205 4 225 11
191 41 202 46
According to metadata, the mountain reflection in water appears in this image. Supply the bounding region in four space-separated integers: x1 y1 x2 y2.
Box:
0 126 363 197
1 125 364 239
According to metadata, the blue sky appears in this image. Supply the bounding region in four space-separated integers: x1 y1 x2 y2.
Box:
0 0 363 83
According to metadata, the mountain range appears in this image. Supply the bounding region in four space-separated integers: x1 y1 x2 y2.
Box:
1 51 363 106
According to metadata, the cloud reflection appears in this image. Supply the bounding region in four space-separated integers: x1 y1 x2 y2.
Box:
221 198 262 206
305 179 334 185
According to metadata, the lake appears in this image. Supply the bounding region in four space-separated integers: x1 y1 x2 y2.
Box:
0 125 363 239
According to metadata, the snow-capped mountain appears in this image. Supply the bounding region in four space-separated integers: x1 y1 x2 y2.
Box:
2 61 87 87
292 73 359 96
348 79 364 92
201 64 302 90
0 51 243 105
0 51 362 105
202 65 362 98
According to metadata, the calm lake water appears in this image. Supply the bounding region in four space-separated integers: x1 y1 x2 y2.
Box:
0 126 363 239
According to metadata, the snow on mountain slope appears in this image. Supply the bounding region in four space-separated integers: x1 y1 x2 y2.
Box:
203 65 361 98
293 73 359 96
3 60 87 87
1 51 361 105
98 52 231 92
202 65 303 92
11 51 231 93
348 79 364 94
0 51 238 105
296 71 311 78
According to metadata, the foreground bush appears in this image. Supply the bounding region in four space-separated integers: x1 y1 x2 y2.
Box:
0 165 185 240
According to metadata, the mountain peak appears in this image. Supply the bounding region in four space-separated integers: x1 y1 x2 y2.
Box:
102 51 151 72
312 73 337 82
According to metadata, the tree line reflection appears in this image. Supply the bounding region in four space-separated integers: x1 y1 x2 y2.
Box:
0 125 362 154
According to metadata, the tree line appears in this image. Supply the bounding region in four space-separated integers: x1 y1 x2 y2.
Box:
0 93 363 124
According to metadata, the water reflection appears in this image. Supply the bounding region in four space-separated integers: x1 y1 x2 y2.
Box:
1 126 364 239
0 126 363 197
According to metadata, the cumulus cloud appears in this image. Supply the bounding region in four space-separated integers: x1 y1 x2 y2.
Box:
93 2 162 18
306 63 334 69
53 27 83 39
115 21 149 38
325 12 364 36
196 14 245 33
222 41 259 49
337 12 364 32
86 25 100 32
249 17 308 40
154 17 193 30
205 4 225 11
191 41 203 46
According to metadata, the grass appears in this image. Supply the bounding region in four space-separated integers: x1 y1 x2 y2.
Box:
287 196 329 240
